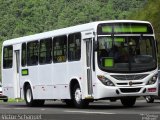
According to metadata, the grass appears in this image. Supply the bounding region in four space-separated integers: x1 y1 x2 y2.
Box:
9 98 25 102
0 98 25 103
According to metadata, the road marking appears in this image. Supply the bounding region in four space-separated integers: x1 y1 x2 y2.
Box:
0 107 27 110
13 108 27 110
0 108 11 110
41 109 45 111
65 110 115 114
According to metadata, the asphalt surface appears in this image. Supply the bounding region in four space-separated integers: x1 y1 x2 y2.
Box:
0 99 160 120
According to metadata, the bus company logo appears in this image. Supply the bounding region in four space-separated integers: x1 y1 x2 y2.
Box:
129 81 133 86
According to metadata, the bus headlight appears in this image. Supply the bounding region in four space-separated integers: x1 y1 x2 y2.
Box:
147 74 158 85
97 75 115 86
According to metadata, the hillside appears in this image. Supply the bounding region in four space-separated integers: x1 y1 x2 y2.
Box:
0 0 147 41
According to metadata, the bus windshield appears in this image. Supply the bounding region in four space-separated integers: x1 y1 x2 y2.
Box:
97 36 157 73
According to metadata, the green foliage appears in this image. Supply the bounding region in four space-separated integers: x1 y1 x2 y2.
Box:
0 0 146 41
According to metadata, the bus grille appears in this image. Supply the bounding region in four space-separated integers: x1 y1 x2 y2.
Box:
111 74 148 80
120 88 141 93
117 82 143 86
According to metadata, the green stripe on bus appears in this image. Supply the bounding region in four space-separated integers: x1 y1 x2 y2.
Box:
104 58 114 67
22 69 28 76
114 25 147 33
114 38 124 42
102 25 147 33
102 26 112 33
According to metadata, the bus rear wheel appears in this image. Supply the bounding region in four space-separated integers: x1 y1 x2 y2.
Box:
72 84 89 108
24 85 45 107
121 97 136 107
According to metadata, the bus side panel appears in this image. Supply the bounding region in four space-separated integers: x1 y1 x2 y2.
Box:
67 61 83 97
38 64 54 99
52 63 69 99
2 69 14 98
26 66 39 99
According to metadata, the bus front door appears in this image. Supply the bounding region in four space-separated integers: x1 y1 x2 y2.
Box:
85 39 93 95
82 30 94 98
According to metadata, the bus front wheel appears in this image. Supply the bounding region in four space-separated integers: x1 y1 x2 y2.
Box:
24 85 45 107
145 96 154 103
72 84 89 108
121 97 136 107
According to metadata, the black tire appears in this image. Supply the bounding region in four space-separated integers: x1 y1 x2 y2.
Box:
72 84 89 108
24 85 45 107
121 97 136 107
145 96 154 103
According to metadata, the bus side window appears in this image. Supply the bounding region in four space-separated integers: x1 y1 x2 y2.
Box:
22 43 26 67
68 32 81 61
39 38 52 64
27 41 39 66
53 35 67 63
3 46 13 69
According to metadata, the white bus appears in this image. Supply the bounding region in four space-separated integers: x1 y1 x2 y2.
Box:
2 20 158 108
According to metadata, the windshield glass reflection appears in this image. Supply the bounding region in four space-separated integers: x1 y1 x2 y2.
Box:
98 36 156 72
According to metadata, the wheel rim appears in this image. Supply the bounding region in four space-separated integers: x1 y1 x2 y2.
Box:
146 96 151 102
74 88 82 104
26 89 32 103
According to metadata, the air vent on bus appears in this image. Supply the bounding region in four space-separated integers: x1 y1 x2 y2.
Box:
120 88 141 93
117 82 143 86
111 74 149 80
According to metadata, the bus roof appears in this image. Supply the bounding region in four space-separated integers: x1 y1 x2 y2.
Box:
3 20 151 46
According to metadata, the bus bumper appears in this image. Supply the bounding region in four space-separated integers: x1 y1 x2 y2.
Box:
93 83 158 99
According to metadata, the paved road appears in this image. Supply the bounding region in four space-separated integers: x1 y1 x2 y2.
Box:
0 99 160 120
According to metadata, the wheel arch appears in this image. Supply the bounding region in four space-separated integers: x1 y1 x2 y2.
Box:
69 78 81 99
23 80 33 98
